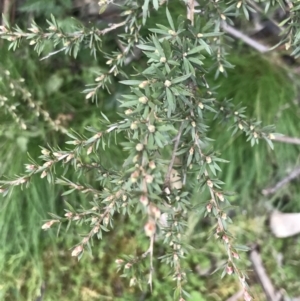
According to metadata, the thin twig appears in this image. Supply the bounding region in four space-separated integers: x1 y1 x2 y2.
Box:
187 0 195 26
262 165 300 196
164 122 184 188
148 234 155 292
2 0 12 25
221 22 269 53
40 47 67 60
101 20 126 35
273 135 300 145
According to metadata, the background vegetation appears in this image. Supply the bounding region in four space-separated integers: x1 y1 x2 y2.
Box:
1 1 300 300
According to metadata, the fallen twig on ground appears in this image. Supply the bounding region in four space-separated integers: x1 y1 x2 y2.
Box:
250 245 283 301
262 165 300 196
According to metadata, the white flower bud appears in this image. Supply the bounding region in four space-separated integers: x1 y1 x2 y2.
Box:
125 109 133 115
164 80 171 87
136 143 144 151
198 102 204 109
130 122 138 130
139 81 148 89
206 156 212 164
149 161 156 169
148 125 155 133
138 96 148 104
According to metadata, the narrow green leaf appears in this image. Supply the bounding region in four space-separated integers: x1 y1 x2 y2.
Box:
172 73 191 84
166 7 175 30
119 80 142 85
187 45 205 55
153 0 159 10
142 0 150 25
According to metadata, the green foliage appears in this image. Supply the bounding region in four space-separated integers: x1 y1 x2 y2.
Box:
1 1 300 301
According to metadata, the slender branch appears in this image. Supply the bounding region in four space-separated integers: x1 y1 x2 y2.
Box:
148 234 155 292
187 0 195 26
273 135 300 145
164 122 184 188
262 165 300 196
40 47 67 60
2 0 12 25
101 20 127 35
221 22 269 53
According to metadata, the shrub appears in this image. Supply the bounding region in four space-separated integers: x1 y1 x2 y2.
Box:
1 1 298 300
